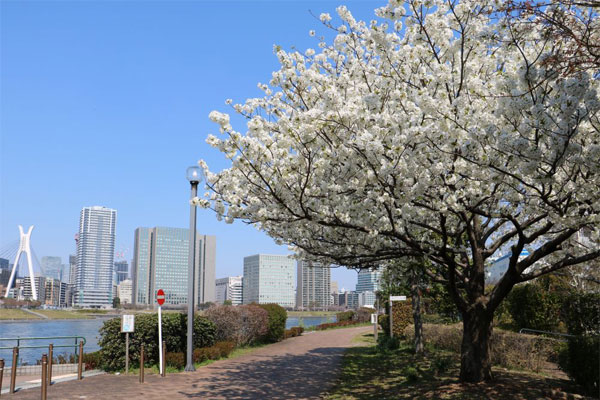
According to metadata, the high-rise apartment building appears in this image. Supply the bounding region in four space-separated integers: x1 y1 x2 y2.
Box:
355 268 382 308
215 276 243 305
114 260 129 285
0 258 9 269
131 227 215 307
296 261 331 310
74 206 117 308
243 254 295 307
41 256 63 281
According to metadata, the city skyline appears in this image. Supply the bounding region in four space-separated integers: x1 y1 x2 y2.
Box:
0 1 375 292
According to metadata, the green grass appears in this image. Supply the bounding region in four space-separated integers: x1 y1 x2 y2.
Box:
0 308 41 319
287 311 337 317
35 309 93 319
324 334 588 400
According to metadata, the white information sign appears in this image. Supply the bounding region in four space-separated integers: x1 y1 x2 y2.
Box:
390 295 407 301
371 313 378 324
121 314 135 333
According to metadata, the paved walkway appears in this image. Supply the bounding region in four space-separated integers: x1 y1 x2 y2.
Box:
9 326 371 400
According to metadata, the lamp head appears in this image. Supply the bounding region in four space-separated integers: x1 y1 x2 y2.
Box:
186 166 203 183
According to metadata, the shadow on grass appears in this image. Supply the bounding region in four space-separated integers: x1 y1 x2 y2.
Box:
324 337 593 400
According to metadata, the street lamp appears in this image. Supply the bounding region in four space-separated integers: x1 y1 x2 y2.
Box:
185 165 202 371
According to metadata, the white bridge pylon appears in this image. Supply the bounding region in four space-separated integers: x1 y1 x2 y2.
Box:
4 225 37 300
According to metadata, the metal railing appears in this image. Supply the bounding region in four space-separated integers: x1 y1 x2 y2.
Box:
0 336 87 353
518 328 575 340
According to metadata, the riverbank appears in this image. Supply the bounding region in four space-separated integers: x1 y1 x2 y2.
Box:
6 325 371 399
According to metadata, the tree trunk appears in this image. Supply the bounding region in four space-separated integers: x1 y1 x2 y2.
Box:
410 268 424 354
459 308 493 382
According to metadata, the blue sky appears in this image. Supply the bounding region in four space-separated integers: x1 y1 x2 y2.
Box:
1 0 383 291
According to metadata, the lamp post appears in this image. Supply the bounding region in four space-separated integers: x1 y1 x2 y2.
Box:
185 165 202 371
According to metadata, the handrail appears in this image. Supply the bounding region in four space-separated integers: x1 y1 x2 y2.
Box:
0 336 86 351
518 328 575 339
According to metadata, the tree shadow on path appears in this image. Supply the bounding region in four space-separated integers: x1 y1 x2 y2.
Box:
178 347 345 399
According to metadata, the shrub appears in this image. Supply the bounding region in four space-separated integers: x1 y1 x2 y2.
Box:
204 304 268 346
404 323 559 372
336 311 355 322
354 307 374 323
98 312 216 371
402 366 419 383
558 335 599 396
561 292 600 335
215 341 235 358
284 326 305 339
82 351 101 370
316 320 363 330
393 301 413 337
506 276 571 332
378 314 390 335
193 348 208 363
431 355 453 375
257 303 287 342
165 352 185 369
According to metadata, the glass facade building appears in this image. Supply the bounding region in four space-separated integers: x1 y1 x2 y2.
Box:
74 206 117 308
243 254 295 307
114 260 129 285
132 227 215 307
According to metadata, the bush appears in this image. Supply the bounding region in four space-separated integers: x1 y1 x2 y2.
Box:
392 301 413 337
82 351 101 370
336 311 355 322
257 303 287 342
284 326 305 339
404 323 559 372
378 314 390 335
506 276 571 332
315 320 363 330
354 307 373 323
558 335 599 396
215 341 235 357
204 304 268 346
561 292 600 335
98 312 216 371
165 352 185 369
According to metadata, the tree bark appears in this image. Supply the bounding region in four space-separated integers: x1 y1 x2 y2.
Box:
411 267 424 354
459 308 493 382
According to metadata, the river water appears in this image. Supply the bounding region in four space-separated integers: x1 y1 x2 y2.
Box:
0 315 336 365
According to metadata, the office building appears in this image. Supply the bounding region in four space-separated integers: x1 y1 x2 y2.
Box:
338 290 359 309
114 260 129 285
117 279 133 304
243 254 295 307
0 258 9 269
356 268 382 293
215 276 243 305
74 206 117 308
296 261 331 310
132 227 215 307
41 256 63 281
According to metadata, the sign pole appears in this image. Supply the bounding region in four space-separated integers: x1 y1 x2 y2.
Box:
158 305 163 376
390 297 394 339
125 332 129 374
156 289 166 376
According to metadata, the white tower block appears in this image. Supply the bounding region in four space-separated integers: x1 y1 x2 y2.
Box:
4 225 37 300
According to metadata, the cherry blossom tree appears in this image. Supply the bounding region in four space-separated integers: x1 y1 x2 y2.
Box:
197 0 600 382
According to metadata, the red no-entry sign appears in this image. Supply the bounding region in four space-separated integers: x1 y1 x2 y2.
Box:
156 289 165 306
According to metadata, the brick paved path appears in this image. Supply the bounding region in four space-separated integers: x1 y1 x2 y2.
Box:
10 326 370 400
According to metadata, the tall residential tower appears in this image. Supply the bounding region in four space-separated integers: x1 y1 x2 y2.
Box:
296 261 331 310
74 206 117 308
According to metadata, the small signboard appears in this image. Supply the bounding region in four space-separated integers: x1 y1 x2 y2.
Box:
156 289 165 306
371 313 378 324
390 295 407 301
121 314 135 333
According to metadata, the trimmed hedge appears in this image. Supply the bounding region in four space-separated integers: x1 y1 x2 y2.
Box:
316 320 364 330
379 301 412 337
257 303 287 342
98 312 216 371
284 326 304 339
336 311 354 322
192 341 235 363
165 352 185 369
558 335 599 396
403 323 559 372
